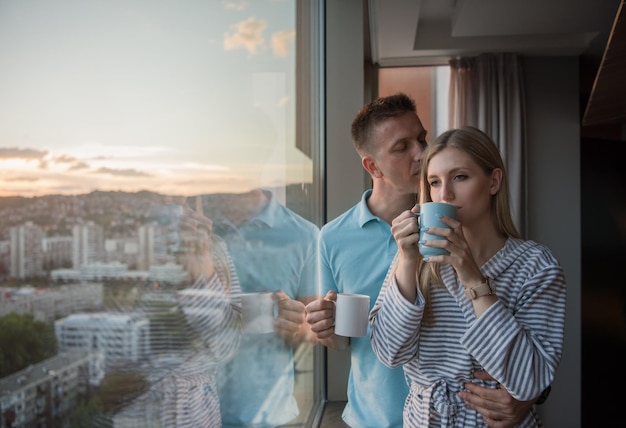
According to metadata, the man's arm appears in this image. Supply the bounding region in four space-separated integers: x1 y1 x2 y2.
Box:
273 291 321 346
458 370 549 428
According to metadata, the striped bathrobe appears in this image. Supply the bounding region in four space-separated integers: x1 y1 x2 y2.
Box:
370 238 566 428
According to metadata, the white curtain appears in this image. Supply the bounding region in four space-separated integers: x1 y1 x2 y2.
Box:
448 53 526 236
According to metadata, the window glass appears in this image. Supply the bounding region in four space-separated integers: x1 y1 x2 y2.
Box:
0 1 322 426
378 66 449 140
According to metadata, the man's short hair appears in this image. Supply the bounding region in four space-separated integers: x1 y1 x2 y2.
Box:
351 93 417 153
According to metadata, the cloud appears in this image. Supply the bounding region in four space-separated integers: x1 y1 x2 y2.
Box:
54 154 78 164
223 0 248 11
224 17 267 54
53 154 91 171
271 29 295 57
0 147 48 160
92 167 152 178
67 162 90 171
0 148 90 172
4 176 39 182
0 147 49 169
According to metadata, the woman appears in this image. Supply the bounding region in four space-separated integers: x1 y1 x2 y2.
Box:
369 127 566 427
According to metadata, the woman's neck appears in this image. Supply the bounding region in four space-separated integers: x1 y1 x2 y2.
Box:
464 223 508 267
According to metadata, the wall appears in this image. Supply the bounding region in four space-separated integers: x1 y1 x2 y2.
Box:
524 57 581 428
324 0 365 402
580 135 626 427
325 0 366 223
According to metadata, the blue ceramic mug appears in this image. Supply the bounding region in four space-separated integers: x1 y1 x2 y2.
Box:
418 202 457 256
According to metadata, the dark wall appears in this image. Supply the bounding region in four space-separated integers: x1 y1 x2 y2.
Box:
581 137 626 426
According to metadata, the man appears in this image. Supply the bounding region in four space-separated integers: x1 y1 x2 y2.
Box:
305 93 539 427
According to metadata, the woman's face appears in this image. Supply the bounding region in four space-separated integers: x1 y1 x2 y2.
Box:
425 147 498 227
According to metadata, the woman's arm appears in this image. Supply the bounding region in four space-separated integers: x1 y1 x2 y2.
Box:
462 251 566 401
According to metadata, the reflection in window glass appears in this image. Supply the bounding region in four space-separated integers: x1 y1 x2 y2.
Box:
0 1 322 427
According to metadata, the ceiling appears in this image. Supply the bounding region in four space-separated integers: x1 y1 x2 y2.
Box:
366 0 625 125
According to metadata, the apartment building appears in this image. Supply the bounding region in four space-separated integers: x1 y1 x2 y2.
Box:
55 313 150 370
0 350 104 428
0 283 103 323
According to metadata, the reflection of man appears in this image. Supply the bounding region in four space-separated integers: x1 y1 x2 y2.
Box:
206 188 319 427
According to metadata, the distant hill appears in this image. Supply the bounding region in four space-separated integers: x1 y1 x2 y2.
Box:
0 184 318 238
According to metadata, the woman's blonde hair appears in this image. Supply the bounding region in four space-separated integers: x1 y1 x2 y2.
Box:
416 127 520 315
211 234 233 293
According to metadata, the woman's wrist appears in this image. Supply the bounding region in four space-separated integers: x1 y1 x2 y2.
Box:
464 277 493 300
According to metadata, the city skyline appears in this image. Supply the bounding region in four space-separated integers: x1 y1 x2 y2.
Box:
0 0 313 198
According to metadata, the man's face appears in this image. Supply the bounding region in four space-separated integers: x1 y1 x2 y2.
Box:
369 112 427 194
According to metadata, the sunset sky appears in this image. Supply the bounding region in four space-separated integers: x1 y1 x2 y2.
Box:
0 0 312 198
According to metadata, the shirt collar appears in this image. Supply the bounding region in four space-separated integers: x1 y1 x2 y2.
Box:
252 189 277 228
355 189 379 228
211 189 277 233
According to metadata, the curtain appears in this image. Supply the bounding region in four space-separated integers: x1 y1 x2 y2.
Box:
448 53 526 236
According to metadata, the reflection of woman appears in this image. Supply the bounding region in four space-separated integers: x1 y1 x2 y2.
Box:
113 204 242 427
370 127 566 427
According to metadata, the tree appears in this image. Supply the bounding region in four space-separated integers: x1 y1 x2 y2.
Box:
70 397 111 428
95 371 148 414
0 313 58 378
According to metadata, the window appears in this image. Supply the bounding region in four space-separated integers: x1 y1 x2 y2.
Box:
0 1 323 426
378 66 450 140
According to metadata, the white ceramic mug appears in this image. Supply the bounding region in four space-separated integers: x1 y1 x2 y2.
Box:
334 293 370 337
241 291 276 335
